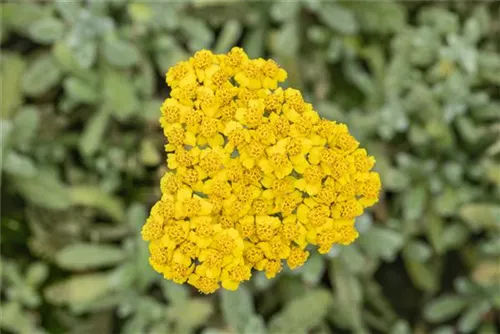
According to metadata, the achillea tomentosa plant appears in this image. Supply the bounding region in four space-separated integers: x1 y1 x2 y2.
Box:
141 48 381 293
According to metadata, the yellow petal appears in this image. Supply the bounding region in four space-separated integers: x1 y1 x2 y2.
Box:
297 204 309 223
222 279 240 291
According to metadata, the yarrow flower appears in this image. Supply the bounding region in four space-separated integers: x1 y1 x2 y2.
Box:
142 48 381 293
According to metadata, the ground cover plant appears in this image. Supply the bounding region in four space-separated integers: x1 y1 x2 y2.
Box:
1 1 499 333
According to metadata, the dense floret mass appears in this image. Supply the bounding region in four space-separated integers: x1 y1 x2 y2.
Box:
142 48 381 293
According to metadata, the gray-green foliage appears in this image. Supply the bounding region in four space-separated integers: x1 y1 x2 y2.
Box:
1 1 499 333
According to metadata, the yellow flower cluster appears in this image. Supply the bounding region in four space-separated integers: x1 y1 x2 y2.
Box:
142 48 381 293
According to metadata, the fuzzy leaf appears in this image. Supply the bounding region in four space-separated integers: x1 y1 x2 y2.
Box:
458 301 491 333
359 227 404 261
318 3 358 35
0 53 26 118
268 289 333 334
459 204 500 231
44 273 111 305
22 54 63 97
221 285 255 333
12 169 71 210
424 295 467 323
79 108 111 157
3 151 37 178
103 69 139 120
103 37 140 68
55 243 125 270
28 17 65 44
70 186 125 221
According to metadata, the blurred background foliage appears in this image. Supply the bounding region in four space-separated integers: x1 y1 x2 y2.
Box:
1 0 499 333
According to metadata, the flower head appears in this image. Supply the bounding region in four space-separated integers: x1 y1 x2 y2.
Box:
143 48 381 293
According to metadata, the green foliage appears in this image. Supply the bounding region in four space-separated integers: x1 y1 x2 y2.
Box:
1 1 499 333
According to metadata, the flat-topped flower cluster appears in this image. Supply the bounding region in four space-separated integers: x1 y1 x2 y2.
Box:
142 48 381 294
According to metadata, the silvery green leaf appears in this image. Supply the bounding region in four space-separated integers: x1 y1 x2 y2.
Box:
426 120 454 148
0 301 40 333
318 3 358 35
359 227 404 261
1 122 12 158
270 1 300 22
268 289 333 334
432 187 460 216
79 108 110 157
243 316 267 334
381 167 410 191
442 162 463 185
140 139 161 166
243 26 266 59
443 35 478 74
426 214 444 253
44 273 112 305
1 2 51 33
22 54 62 97
271 22 299 57
404 240 432 263
418 7 459 35
214 20 242 54
479 237 500 255
64 76 100 103
253 271 275 291
155 44 188 74
404 255 438 292
325 38 343 63
389 320 411 334
402 185 427 221
52 41 89 79
409 28 440 66
28 17 65 44
0 53 25 119
72 40 97 69
344 60 376 97
329 259 365 332
377 101 408 139
10 106 40 150
135 60 155 98
103 69 139 120
458 301 491 333
307 26 330 45
25 262 49 287
169 298 214 333
3 151 37 178
103 37 140 68
127 2 154 23
55 243 125 270
464 5 490 43
180 17 214 51
459 203 500 231
464 17 482 44
345 1 407 34
339 244 366 275
221 285 255 333
478 51 500 85
423 295 468 323
70 186 124 221
12 169 71 210
121 314 146 334
430 326 455 334
161 280 189 305
300 252 325 284
55 0 81 22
